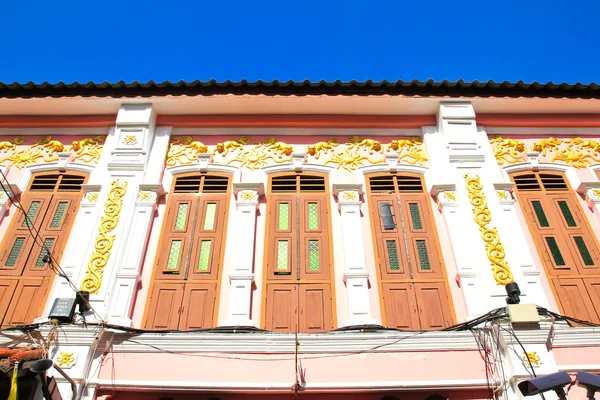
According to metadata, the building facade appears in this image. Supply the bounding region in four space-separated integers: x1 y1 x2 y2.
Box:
0 81 598 400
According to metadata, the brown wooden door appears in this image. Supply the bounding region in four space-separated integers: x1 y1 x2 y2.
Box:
299 283 333 332
265 283 298 332
552 278 600 324
3 277 49 327
381 283 420 330
414 282 453 330
179 283 216 330
267 195 297 279
369 174 454 330
189 196 227 281
299 196 330 281
0 279 18 324
145 282 185 330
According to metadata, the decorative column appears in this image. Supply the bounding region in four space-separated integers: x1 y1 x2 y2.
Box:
0 181 20 224
221 182 264 327
333 183 378 326
76 103 157 321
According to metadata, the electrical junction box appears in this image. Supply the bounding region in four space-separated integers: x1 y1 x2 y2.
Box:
49 297 77 323
507 304 540 326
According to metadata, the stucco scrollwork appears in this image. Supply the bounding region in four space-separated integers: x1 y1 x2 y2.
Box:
489 136 526 165
80 179 128 294
213 136 250 157
464 174 514 285
226 138 293 170
532 137 600 169
70 136 105 163
0 136 64 169
306 138 339 160
166 136 209 166
386 137 428 165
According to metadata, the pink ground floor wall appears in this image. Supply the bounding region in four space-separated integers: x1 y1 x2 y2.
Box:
97 389 490 400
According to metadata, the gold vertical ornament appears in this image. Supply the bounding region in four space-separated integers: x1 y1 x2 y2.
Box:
80 179 128 294
464 174 514 285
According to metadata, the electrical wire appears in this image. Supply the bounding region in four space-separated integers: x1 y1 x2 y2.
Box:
0 169 105 323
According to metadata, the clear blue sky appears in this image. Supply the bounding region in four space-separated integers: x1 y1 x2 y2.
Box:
1 0 598 84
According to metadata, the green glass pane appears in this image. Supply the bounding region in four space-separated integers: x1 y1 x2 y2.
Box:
277 240 288 271
308 240 319 271
50 202 68 228
558 201 577 227
6 237 25 267
35 238 55 267
532 201 549 227
574 236 594 266
203 203 217 230
409 203 423 230
307 202 319 230
386 240 400 271
416 240 431 270
545 237 566 266
197 240 212 271
23 201 41 227
166 240 182 270
278 203 289 231
174 203 189 231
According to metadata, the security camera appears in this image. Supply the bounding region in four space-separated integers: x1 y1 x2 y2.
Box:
505 281 521 304
577 371 600 399
518 371 572 399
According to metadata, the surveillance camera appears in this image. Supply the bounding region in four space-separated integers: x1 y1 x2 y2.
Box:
518 371 572 397
577 371 600 398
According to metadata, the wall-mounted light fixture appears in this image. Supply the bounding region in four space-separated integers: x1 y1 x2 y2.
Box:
379 203 396 230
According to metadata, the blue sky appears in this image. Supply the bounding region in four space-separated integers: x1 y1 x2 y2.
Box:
1 0 598 84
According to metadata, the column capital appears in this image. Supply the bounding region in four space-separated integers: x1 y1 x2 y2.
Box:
0 183 19 210
136 183 166 205
81 184 102 206
494 182 516 206
577 181 600 205
333 183 363 205
233 182 264 206
430 183 458 208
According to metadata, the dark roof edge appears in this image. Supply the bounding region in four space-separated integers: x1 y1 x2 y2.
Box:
1 80 599 100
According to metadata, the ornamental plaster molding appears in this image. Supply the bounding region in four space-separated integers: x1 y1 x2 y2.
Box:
358 162 428 175
261 161 335 175
502 161 570 175
233 182 264 206
576 181 600 205
16 161 95 193
430 183 458 207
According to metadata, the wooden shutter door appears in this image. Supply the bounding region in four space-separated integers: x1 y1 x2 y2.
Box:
521 193 578 275
381 283 420 329
372 195 410 280
400 194 442 280
24 193 80 277
414 282 453 329
155 196 198 279
0 279 18 325
299 195 329 280
178 283 216 330
552 278 600 324
188 195 226 281
3 277 48 327
299 283 333 332
0 194 52 277
265 283 297 332
145 282 185 330
547 194 600 275
584 278 600 319
268 195 296 279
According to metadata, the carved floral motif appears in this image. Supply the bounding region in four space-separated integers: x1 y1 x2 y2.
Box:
521 351 541 367
87 193 99 203
166 136 209 166
532 137 600 169
70 136 105 163
341 191 358 201
56 352 76 368
226 138 293 170
80 179 128 294
464 174 514 285
443 191 456 201
123 135 137 145
496 191 509 200
137 191 152 202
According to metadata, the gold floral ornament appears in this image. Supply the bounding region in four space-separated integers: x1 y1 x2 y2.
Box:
533 137 600 169
226 138 293 170
80 179 128 294
443 191 456 201
341 191 358 201
496 191 509 200
240 191 256 201
464 174 514 285
386 137 428 165
70 136 105 163
213 136 250 156
137 191 152 201
594 189 600 198
0 136 64 169
56 352 76 368
489 136 526 165
87 193 99 203
123 135 137 145
306 138 339 159
522 351 541 367
166 136 209 166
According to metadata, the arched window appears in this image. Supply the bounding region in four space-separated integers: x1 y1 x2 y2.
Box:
511 171 600 323
0 172 87 327
368 173 453 330
264 173 334 332
144 173 231 330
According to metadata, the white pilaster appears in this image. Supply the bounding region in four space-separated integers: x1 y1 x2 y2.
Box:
333 183 378 326
220 182 264 327
0 181 20 224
